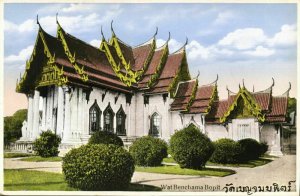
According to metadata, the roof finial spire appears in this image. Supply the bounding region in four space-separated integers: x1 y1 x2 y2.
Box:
154 27 158 37
253 85 255 92
56 13 59 24
166 31 171 42
184 37 188 46
36 15 40 25
111 20 115 37
271 77 275 87
101 25 105 40
196 70 200 79
239 83 241 89
242 78 245 88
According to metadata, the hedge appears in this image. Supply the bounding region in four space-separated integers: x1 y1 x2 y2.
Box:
62 144 134 191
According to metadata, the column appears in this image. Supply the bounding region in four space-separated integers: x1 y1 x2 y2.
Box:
41 97 47 131
62 87 71 143
77 88 83 139
56 86 64 138
81 91 90 144
32 90 40 139
49 87 54 131
70 87 78 140
26 94 34 140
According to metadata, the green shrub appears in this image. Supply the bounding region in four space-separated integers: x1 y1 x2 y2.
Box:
169 125 214 169
62 144 134 191
238 138 262 161
129 136 168 167
33 130 61 157
210 138 242 164
88 131 124 146
260 142 269 155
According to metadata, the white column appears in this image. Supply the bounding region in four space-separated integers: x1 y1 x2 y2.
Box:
27 94 34 140
70 87 78 140
32 90 40 139
52 86 58 132
41 97 47 131
56 86 64 138
49 87 54 131
78 88 83 139
62 87 71 143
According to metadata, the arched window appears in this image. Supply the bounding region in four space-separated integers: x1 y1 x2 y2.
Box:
150 112 161 137
103 103 115 132
89 100 101 134
116 105 126 136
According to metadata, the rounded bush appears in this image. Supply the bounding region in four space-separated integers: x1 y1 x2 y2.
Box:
129 136 168 166
33 130 61 157
210 138 242 164
238 138 262 161
62 144 134 191
88 131 124 147
170 125 214 169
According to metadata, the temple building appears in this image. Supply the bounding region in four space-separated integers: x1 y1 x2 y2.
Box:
16 19 291 155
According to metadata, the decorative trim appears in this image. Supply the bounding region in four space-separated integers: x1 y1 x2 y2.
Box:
147 45 169 87
220 87 265 123
57 24 88 82
186 79 198 111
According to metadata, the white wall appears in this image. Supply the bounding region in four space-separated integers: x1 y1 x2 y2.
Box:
205 124 229 141
260 124 283 156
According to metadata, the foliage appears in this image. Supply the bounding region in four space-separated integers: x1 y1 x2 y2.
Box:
88 131 124 146
4 169 77 191
135 165 235 177
169 124 214 169
210 138 242 164
4 152 33 158
4 109 27 146
20 156 62 162
238 138 262 161
129 136 168 167
4 169 161 191
62 144 135 191
287 97 296 114
33 130 61 157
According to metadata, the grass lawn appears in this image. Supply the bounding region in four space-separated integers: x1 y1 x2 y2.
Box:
20 156 62 162
4 152 33 158
163 156 273 168
136 165 235 177
4 169 161 191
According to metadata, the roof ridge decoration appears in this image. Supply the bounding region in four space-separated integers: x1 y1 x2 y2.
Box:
56 17 88 82
99 21 154 86
204 83 219 114
133 27 158 48
252 77 275 94
147 33 170 87
281 82 291 97
172 37 188 54
17 16 68 92
186 78 199 111
220 86 265 123
168 50 191 98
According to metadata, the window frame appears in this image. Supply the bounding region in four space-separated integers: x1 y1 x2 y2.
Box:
116 105 126 136
89 100 101 134
149 112 161 137
103 103 115 133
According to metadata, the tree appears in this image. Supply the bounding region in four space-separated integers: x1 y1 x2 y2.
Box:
4 109 27 145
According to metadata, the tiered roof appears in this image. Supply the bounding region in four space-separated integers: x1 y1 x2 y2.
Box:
170 75 218 113
206 80 290 124
16 18 190 96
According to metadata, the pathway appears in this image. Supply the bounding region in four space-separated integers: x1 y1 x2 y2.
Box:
4 155 297 192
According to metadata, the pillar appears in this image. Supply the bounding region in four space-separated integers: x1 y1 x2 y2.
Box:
41 96 47 131
27 94 34 140
62 87 71 143
80 91 90 143
32 90 40 139
56 86 64 138
77 88 83 139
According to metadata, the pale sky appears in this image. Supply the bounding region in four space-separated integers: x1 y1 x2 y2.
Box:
3 3 297 116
